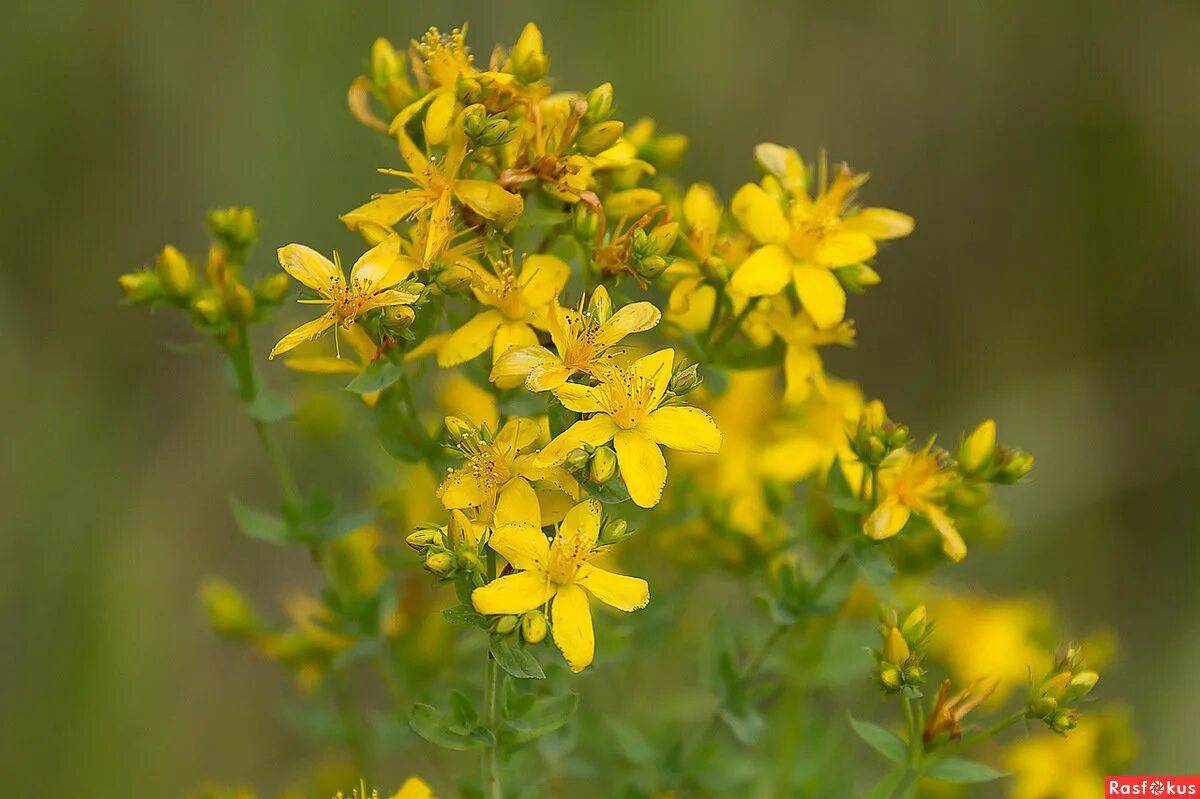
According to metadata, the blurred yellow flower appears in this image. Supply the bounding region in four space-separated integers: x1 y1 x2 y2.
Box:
931 595 1052 702
1006 714 1138 799
865 444 966 561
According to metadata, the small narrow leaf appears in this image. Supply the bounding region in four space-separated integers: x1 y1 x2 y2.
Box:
848 715 908 764
229 497 292 544
346 359 402 394
924 757 1008 784
246 392 294 422
490 635 545 680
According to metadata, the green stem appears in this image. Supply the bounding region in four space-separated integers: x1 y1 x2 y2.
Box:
225 325 302 511
331 671 371 778
902 694 921 769
482 550 503 799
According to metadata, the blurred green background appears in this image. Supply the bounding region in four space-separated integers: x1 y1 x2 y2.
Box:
3 1 1198 795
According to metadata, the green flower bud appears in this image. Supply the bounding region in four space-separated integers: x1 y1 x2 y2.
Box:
495 615 519 635
902 605 927 638
118 271 160 304
206 206 258 257
1027 695 1058 719
1067 670 1099 700
587 286 613 323
200 577 259 640
649 222 679 254
668 362 702 396
600 518 630 545
456 75 483 104
383 305 416 330
156 245 193 297
583 82 614 124
636 255 668 279
521 610 547 644
577 120 624 156
255 272 290 304
370 38 399 86
444 416 475 443
959 420 997 476
406 527 440 552
834 262 881 294
1050 710 1077 734
878 665 902 691
903 665 925 686
995 448 1034 483
572 203 600 240
423 551 455 577
590 446 617 483
565 448 591 472
435 264 475 293
192 294 223 324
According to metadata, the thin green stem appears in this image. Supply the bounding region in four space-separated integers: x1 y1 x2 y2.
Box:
482 549 503 799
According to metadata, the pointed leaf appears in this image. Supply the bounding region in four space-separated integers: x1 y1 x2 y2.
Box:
848 715 908 764
490 635 545 680
346 359 403 394
925 757 1007 784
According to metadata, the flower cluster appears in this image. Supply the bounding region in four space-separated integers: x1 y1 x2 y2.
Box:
123 21 1130 799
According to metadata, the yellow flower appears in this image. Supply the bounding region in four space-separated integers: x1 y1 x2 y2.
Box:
437 254 570 371
438 417 579 525
341 105 522 264
728 143 913 329
490 286 661 391
758 296 856 403
930 595 1052 703
270 235 420 359
390 777 435 799
535 349 722 508
472 490 649 672
1006 714 1137 799
864 444 966 561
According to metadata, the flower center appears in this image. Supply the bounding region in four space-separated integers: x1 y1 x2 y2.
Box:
597 369 656 429
546 533 591 584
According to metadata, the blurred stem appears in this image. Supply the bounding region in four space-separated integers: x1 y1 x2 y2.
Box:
225 324 302 512
902 694 921 769
331 670 371 778
482 549 503 799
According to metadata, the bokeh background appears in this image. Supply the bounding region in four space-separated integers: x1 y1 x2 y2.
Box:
3 1 1198 795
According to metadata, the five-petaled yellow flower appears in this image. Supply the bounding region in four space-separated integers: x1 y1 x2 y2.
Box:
864 444 966 561
472 486 649 672
439 416 578 526
437 255 570 373
270 235 420 359
490 286 661 391
729 143 914 329
535 349 722 508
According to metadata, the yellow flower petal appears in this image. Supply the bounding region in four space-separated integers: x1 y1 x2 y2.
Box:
595 302 661 348
526 361 574 392
359 287 420 314
864 495 910 540
924 504 967 562
438 310 504 367
284 356 362 375
813 230 877 268
438 468 485 510
536 415 619 467
759 436 826 483
423 88 457 146
277 244 342 294
792 265 846 329
391 776 435 799
575 564 649 612
603 188 661 218
496 418 541 452
340 191 426 233
495 478 541 528
492 321 539 364
729 244 794 297
633 348 675 411
754 143 807 195
489 523 550 572
783 345 824 403
613 430 667 508
551 583 594 672
559 498 602 549
472 571 556 616
638 406 721 454
453 179 523 228
553 383 603 413
269 312 338 359
683 183 721 240
843 207 915 241
349 233 403 293
730 183 790 245
518 254 570 307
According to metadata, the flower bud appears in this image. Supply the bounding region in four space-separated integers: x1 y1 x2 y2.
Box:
996 448 1034 483
903 665 925 686
834 262 881 293
456 75 483 104
587 286 613 323
521 609 548 643
959 420 997 475
878 665 902 691
883 627 910 665
223 281 256 321
572 203 600 240
642 133 688 170
406 526 440 552
192 294 223 324
200 577 259 640
577 120 624 155
444 416 475 443
1027 695 1058 719
590 446 617 483
649 222 679 255
383 305 416 330
255 272 290 304
583 82 614 124
423 551 455 577
447 509 473 547
156 245 193 297
902 605 927 638
370 38 399 86
565 447 590 472
604 188 662 219
636 255 668 280
118 271 160 304
1041 671 1072 701
206 206 258 257
668 362 703 396
1050 710 1077 734
1068 670 1099 698
510 23 547 82
495 615 519 635
435 264 475 293
600 518 630 545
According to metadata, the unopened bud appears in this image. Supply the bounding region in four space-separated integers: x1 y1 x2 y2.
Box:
959 420 997 476
424 551 455 577
565 448 591 472
447 509 472 547
637 255 668 279
902 605 927 638
834 262 882 294
668 362 702 396
1041 671 1072 701
587 286 613 323
444 416 474 443
521 609 548 643
996 448 1034 483
200 578 259 640
406 527 440 552
604 188 662 219
883 627 910 665
600 518 630 545
156 245 193 297
370 38 399 86
383 304 416 329
642 133 688 170
456 75 483 104
583 82 614 124
223 282 256 321
1028 695 1058 719
255 272 290 304
1050 710 1077 734
206 206 258 257
878 665 902 691
1068 670 1099 698
495 615 519 635
589 446 617 483
572 203 600 240
435 264 474 293
118 271 160 304
903 665 925 685
648 222 679 255
577 120 624 155
192 294 223 324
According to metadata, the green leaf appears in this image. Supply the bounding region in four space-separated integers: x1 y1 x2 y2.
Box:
346 359 402 394
246 392 294 422
443 604 491 630
490 635 545 680
229 497 292 544
504 689 537 720
504 693 578 744
852 538 896 589
848 715 908 764
408 703 488 751
374 387 427 462
547 398 576 438
449 689 478 732
925 758 1007 784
